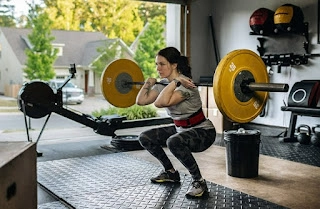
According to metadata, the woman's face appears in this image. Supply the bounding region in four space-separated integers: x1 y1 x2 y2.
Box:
155 55 176 78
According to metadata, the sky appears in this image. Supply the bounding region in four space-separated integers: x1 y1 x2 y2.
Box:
12 0 41 17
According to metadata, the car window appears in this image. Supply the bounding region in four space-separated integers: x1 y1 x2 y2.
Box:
57 82 75 88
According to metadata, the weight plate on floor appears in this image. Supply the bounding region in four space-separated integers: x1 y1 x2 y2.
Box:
101 59 144 108
111 135 143 151
213 49 268 123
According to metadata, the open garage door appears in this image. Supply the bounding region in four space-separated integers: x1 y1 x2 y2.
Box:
138 0 190 56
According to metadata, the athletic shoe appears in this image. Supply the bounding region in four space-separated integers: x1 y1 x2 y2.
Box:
150 170 180 183
185 179 208 198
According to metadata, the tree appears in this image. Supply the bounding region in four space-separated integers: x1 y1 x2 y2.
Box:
24 9 58 81
138 2 166 26
43 0 85 30
44 0 144 46
0 0 15 27
92 39 127 76
134 16 166 78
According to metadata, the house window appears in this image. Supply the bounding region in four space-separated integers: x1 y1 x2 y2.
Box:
52 43 65 56
54 46 63 56
56 75 65 79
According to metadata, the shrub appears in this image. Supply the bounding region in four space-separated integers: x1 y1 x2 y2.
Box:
92 104 158 120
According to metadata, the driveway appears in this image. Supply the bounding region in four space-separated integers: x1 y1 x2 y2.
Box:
67 94 168 117
64 94 111 114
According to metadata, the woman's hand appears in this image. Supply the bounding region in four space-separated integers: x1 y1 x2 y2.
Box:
145 78 157 87
177 77 196 89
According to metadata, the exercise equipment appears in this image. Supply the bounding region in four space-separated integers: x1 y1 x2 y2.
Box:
296 124 311 145
288 80 320 108
274 4 304 33
213 49 288 123
101 50 289 123
311 125 320 146
19 49 289 148
110 135 143 151
18 64 173 145
249 8 275 35
100 59 144 108
100 59 213 108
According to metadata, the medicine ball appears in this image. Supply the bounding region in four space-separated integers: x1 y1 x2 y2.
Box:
249 8 275 35
274 4 304 33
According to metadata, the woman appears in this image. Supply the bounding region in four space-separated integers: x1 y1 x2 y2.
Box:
136 46 216 198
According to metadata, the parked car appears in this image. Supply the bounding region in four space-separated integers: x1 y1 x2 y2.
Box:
48 80 84 104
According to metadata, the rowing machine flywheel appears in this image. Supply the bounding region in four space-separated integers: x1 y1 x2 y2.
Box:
18 81 56 118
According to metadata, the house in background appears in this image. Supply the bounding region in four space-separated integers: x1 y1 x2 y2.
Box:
0 27 134 97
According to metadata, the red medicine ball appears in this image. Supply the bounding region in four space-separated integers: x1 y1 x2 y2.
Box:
249 8 275 35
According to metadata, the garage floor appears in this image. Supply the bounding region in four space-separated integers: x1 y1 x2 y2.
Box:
33 123 320 209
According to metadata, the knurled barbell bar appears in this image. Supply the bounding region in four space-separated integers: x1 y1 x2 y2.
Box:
123 81 212 87
122 81 288 92
100 49 289 123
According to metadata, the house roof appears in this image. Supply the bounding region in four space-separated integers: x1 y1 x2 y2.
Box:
0 27 131 67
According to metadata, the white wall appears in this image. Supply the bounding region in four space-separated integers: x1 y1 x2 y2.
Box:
0 29 24 95
189 0 320 128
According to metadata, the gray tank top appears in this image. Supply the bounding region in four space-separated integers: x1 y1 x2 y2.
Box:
152 77 215 131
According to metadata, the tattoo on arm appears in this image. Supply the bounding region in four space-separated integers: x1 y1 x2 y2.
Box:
143 86 152 96
181 91 191 99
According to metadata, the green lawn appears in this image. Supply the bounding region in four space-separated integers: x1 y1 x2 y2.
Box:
0 99 17 106
0 98 19 112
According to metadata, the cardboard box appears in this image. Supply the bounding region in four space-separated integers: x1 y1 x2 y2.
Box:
198 86 208 108
208 107 233 134
208 87 216 108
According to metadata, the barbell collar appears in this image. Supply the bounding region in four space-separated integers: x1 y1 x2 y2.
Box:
246 83 289 92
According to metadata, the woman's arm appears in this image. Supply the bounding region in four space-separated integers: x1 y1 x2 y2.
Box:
136 78 159 106
154 80 189 108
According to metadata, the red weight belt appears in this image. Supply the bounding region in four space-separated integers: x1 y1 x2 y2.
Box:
173 109 206 128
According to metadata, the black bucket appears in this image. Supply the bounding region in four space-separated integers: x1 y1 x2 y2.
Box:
224 128 261 178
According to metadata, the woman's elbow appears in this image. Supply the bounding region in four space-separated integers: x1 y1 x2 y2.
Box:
154 101 162 108
154 100 169 108
136 100 147 106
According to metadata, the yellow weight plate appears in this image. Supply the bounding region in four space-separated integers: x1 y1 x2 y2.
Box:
213 49 268 123
100 59 144 108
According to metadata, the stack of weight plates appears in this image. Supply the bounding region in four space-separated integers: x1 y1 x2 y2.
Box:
110 135 144 151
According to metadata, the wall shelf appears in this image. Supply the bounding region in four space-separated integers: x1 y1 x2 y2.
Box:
249 22 319 68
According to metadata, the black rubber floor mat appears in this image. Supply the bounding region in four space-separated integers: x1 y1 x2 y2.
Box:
260 136 320 167
37 153 288 209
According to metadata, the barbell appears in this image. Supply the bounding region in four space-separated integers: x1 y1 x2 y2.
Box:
100 49 289 123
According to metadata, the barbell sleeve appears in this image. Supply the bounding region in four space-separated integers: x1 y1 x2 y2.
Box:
247 83 289 92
